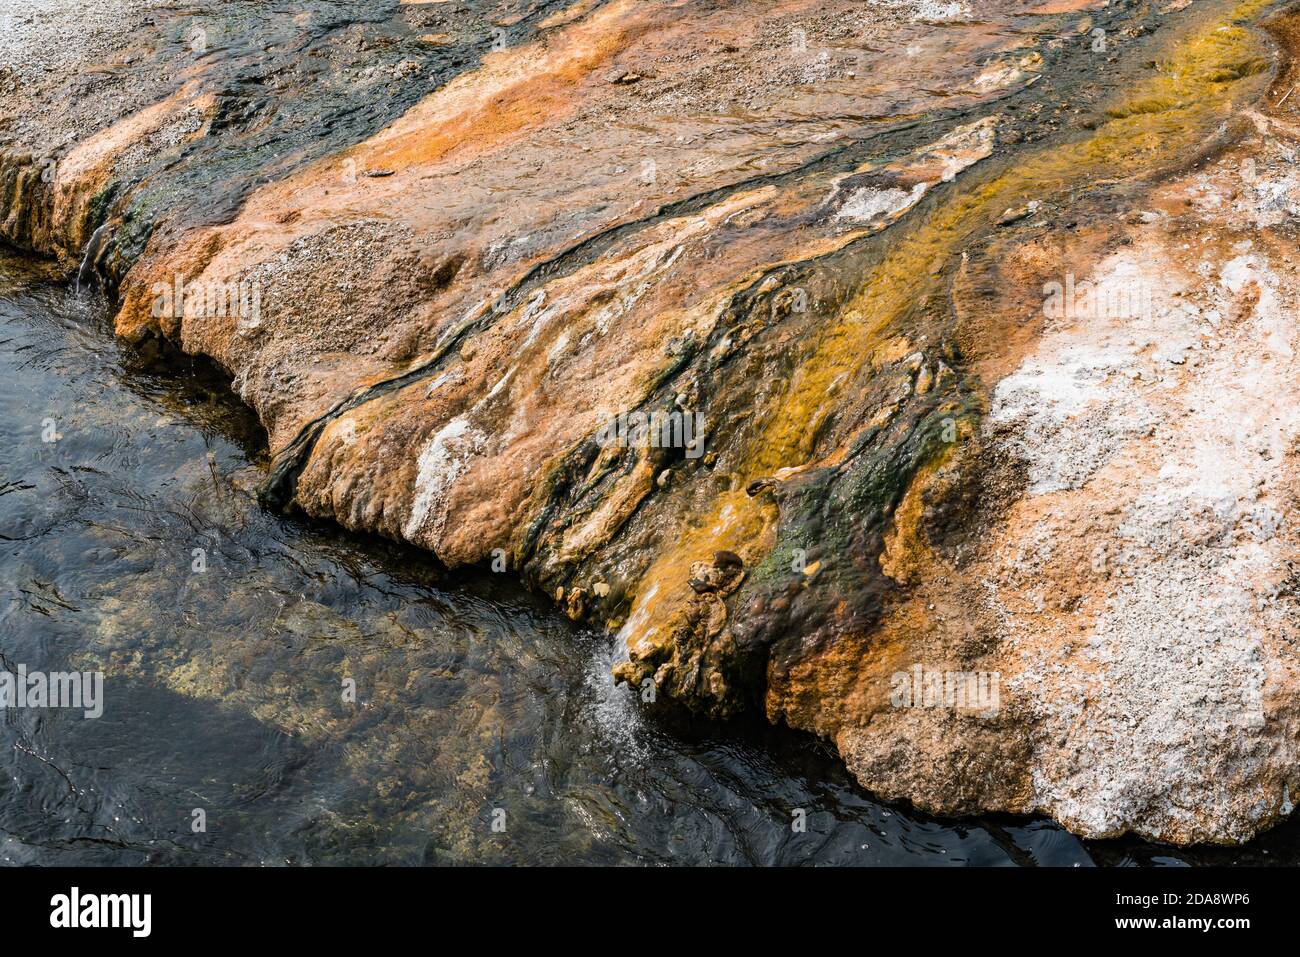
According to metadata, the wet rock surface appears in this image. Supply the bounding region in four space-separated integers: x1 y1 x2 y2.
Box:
5 0 1300 844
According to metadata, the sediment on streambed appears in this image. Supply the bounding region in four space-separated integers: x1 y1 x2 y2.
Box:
6 0 1300 845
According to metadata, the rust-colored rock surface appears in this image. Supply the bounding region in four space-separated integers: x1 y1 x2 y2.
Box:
6 0 1300 843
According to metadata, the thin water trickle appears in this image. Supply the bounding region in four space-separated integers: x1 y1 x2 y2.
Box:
74 223 112 293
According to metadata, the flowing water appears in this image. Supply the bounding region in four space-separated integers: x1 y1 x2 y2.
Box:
2 245 1298 866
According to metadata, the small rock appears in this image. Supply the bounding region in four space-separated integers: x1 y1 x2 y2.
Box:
996 200 1041 226
688 551 745 595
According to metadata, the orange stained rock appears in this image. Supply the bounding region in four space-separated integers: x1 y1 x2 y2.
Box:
614 0 1273 679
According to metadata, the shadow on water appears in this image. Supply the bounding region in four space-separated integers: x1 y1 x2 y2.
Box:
0 244 1294 865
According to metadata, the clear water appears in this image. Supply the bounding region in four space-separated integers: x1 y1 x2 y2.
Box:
0 247 1295 866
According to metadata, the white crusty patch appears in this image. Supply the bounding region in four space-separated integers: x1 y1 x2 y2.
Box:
403 415 485 545
986 224 1300 841
836 183 928 223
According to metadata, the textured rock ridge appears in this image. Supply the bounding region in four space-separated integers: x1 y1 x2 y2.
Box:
4 0 1300 843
